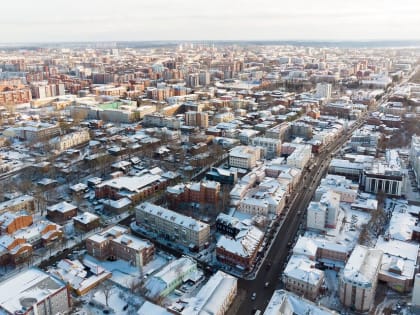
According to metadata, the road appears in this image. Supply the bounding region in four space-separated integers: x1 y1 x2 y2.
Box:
234 112 371 314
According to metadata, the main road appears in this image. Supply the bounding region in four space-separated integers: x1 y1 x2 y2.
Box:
234 113 371 314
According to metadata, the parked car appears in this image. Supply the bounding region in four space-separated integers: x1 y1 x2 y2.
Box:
251 292 256 300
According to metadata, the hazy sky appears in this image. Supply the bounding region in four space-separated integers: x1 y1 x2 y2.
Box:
1 0 420 42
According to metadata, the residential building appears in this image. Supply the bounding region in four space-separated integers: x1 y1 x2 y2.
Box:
0 211 33 235
229 146 261 169
136 202 210 249
264 290 338 315
46 201 78 224
145 256 198 299
238 129 259 145
265 123 289 141
238 178 287 216
166 180 220 207
49 129 90 152
0 235 32 265
283 255 325 300
316 82 332 100
0 268 71 315
307 191 340 231
216 225 264 271
73 212 101 233
95 174 168 203
286 144 312 169
0 195 35 214
50 259 112 295
185 111 209 128
412 274 420 313
181 271 237 315
293 236 349 269
86 225 154 268
10 122 61 141
251 137 281 158
411 135 420 189
339 245 383 312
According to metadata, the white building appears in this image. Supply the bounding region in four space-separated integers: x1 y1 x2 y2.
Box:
286 144 312 169
251 137 281 158
238 179 287 216
182 271 237 315
316 83 332 100
307 191 340 231
412 274 420 313
264 289 338 315
411 135 420 189
339 245 383 312
315 174 358 203
283 255 325 300
229 146 261 169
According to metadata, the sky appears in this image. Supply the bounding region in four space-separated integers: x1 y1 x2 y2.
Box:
1 0 420 43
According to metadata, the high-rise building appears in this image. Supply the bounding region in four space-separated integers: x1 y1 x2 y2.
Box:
199 70 211 86
185 111 209 128
316 82 332 99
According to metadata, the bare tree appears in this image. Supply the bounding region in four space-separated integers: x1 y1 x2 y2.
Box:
100 281 114 308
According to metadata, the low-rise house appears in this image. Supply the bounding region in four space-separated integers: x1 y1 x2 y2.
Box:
283 255 325 300
49 258 112 295
73 212 101 233
145 256 199 300
181 271 237 315
47 201 78 224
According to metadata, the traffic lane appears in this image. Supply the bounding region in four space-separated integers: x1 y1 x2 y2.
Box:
236 161 327 313
237 181 314 312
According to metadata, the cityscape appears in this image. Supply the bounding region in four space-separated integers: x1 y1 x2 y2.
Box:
1 2 420 315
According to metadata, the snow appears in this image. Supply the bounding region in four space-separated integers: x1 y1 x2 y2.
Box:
137 301 172 315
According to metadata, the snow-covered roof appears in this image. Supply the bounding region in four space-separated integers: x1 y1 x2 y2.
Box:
137 202 209 232
97 174 162 193
264 289 338 315
47 201 77 213
0 268 66 314
182 271 237 315
73 211 99 224
137 301 172 315
388 210 417 241
284 255 324 286
217 226 263 258
342 245 383 288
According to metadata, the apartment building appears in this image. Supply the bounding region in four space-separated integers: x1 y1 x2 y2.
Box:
0 88 32 106
49 129 90 152
86 225 154 268
166 180 220 207
307 191 340 231
286 144 312 169
251 137 281 158
315 174 359 203
411 135 420 189
185 111 209 128
339 245 383 312
229 146 261 170
136 202 210 249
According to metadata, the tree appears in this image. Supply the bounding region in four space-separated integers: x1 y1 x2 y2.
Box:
100 282 113 308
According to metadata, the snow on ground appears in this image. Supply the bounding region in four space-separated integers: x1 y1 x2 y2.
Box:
84 252 170 287
305 203 371 250
74 285 144 315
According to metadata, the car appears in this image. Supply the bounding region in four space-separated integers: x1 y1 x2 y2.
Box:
251 292 256 300
264 282 270 288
